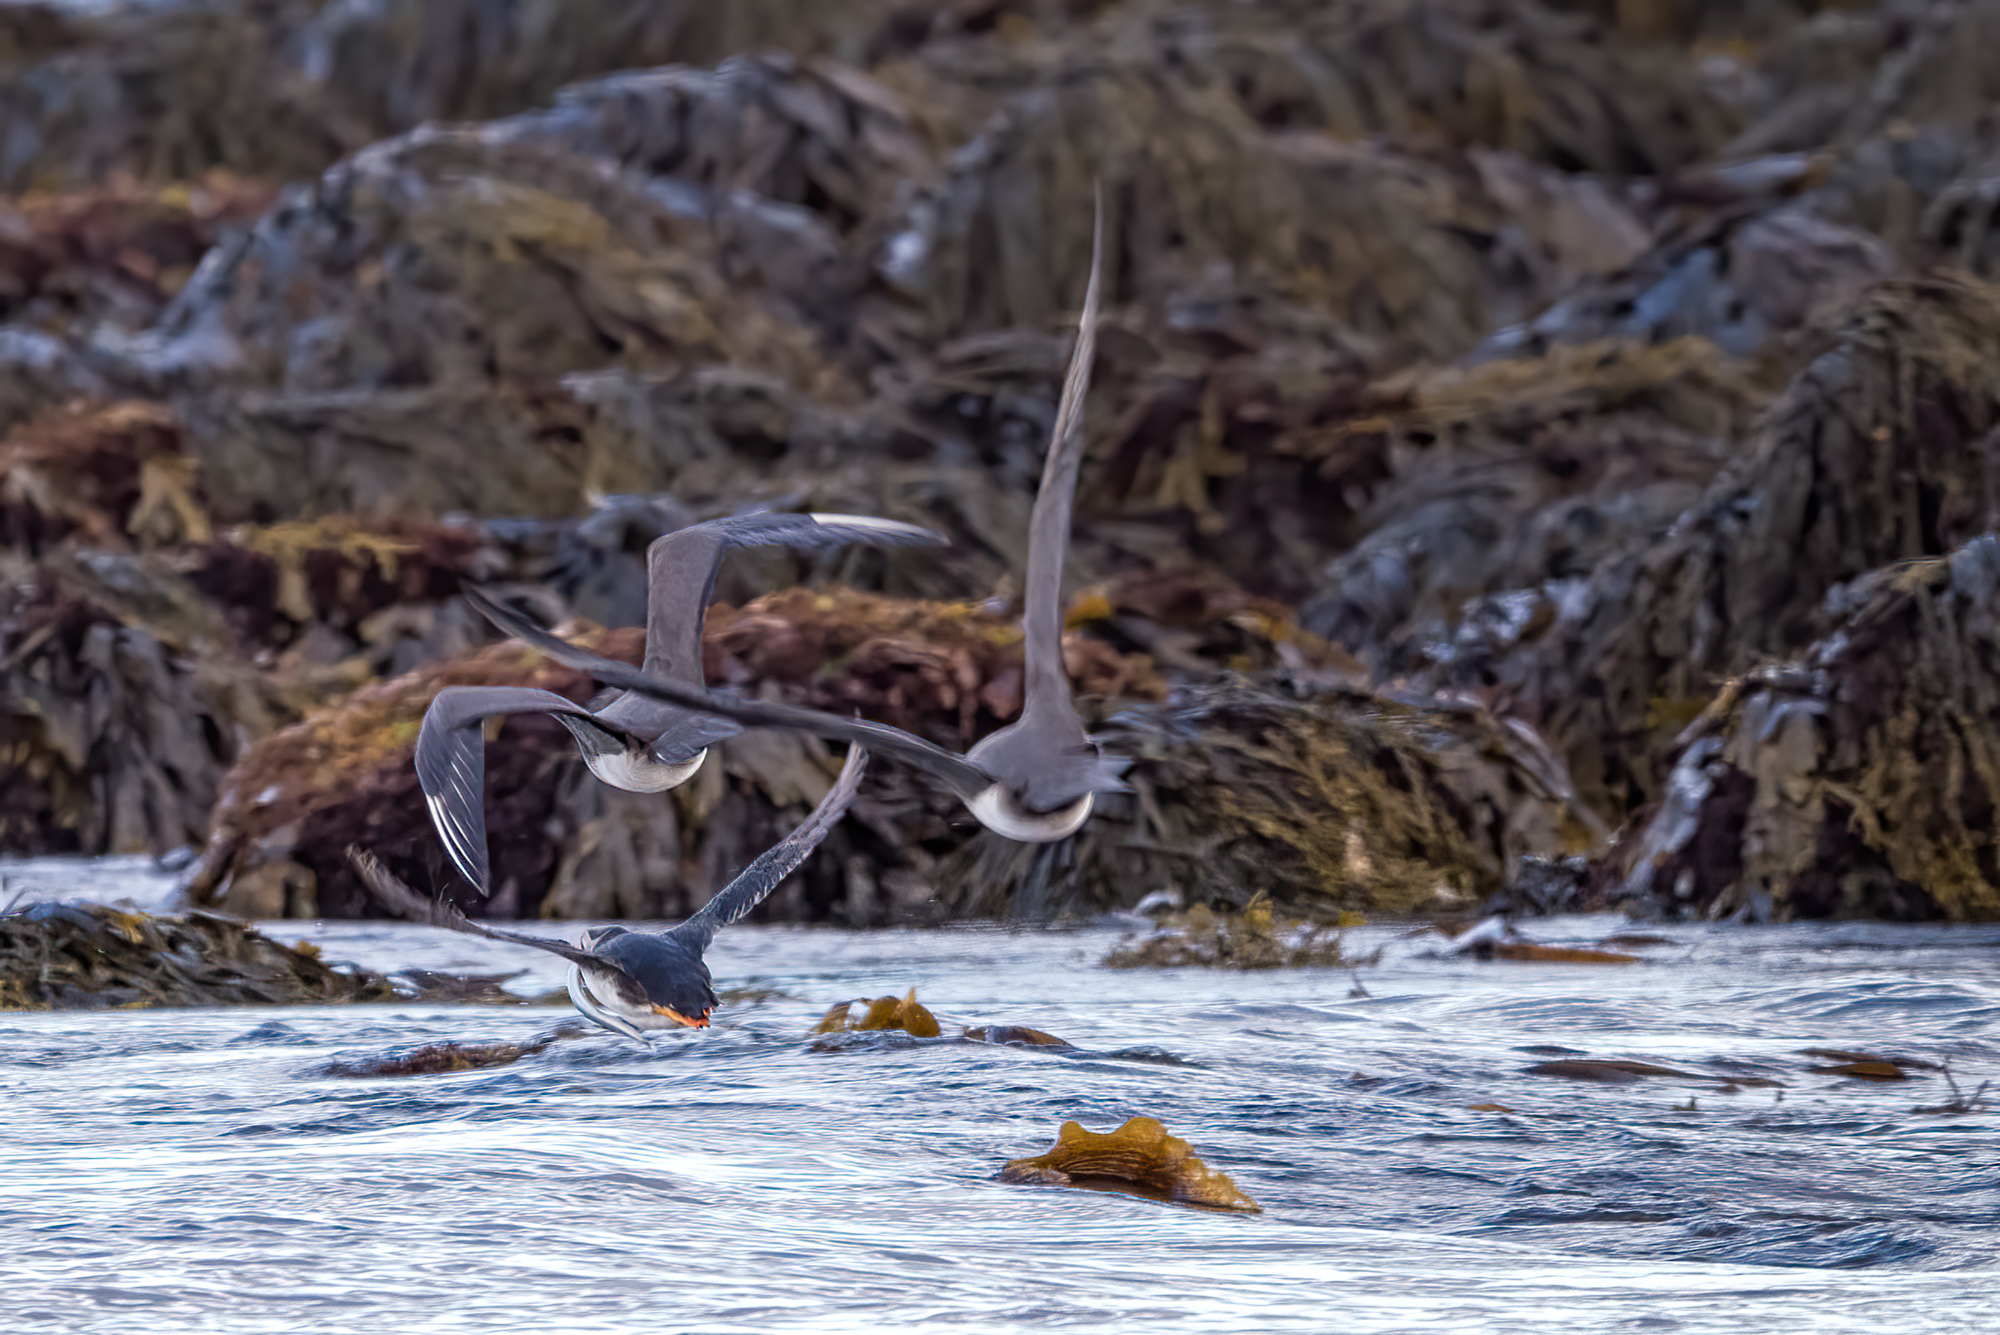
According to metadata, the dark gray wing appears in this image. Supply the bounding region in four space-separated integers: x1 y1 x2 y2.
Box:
674 745 868 950
639 512 945 684
416 685 634 896
1020 193 1103 724
346 845 648 1004
604 512 946 760
466 586 994 802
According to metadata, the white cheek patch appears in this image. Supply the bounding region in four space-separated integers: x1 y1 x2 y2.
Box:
966 785 1094 843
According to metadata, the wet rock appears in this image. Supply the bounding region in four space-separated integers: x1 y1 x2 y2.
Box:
997 1116 1260 1213
188 581 1178 921
0 545 302 857
183 624 645 917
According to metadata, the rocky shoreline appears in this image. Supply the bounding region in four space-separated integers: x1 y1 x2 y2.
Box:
6 0 2000 924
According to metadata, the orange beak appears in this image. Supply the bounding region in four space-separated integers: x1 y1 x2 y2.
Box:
652 1005 711 1029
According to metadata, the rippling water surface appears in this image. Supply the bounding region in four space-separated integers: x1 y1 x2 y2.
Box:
2 862 1996 1333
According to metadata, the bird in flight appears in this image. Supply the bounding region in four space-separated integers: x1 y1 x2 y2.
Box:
416 512 939 894
352 745 868 1041
458 199 1123 842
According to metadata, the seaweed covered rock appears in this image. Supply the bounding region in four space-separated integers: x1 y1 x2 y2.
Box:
1430 274 2000 818
0 400 209 553
0 0 910 192
923 62 1537 363
0 900 397 1008
942 678 1591 920
998 1116 1261 1212
185 581 1166 921
1615 536 2000 923
0 545 300 857
1103 896 1358 970
1300 337 1764 659
183 625 646 918
0 171 276 338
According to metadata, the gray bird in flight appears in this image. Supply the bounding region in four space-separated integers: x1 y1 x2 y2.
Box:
418 512 939 894
459 202 1123 842
352 745 866 1040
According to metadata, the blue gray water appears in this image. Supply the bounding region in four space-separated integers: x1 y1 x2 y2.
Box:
1 859 1996 1333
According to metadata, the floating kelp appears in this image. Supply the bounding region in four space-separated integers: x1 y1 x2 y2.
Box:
998 1117 1260 1213
962 1025 1071 1049
1526 1059 1715 1083
320 1023 586 1078
1103 897 1356 971
1525 1057 1782 1087
1799 1049 1944 1073
1912 1070 1994 1116
0 900 397 1009
812 988 941 1039
1440 915 1646 964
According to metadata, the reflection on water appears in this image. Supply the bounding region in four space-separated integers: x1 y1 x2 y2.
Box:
1 887 1996 1333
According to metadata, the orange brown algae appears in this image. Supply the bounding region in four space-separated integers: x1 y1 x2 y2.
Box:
998 1116 1261 1213
810 987 941 1038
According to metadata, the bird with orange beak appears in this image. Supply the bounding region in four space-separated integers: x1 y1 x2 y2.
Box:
352 745 866 1043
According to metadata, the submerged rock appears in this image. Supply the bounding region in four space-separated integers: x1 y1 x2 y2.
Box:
998 1116 1260 1213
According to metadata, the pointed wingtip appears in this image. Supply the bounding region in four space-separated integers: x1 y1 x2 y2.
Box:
804 513 949 547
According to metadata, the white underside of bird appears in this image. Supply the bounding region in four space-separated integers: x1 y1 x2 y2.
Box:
582 747 708 793
965 785 1094 842
564 965 696 1043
